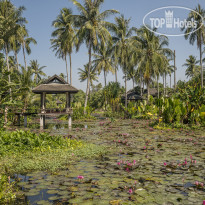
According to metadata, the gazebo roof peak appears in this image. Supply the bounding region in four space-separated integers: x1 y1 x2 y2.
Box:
44 74 67 85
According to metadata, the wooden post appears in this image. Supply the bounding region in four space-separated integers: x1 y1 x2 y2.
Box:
40 92 46 130
17 114 20 126
24 115 27 127
66 92 72 130
40 115 45 130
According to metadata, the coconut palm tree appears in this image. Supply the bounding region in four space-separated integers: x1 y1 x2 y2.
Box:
29 60 46 85
92 44 115 87
183 55 200 79
135 26 172 100
111 15 134 108
182 4 205 88
71 0 118 113
0 0 26 95
16 26 37 71
78 64 98 88
52 8 76 85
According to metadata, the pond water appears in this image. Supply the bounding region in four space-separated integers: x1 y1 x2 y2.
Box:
13 119 205 205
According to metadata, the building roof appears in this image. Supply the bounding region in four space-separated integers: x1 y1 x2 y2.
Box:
32 75 78 94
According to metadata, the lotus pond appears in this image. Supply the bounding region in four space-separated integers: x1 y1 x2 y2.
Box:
2 119 205 204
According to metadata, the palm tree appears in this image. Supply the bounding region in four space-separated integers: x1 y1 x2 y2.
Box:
51 8 76 85
78 64 98 98
92 44 115 87
136 26 172 100
18 65 34 111
29 60 46 85
112 15 134 108
71 0 118 113
182 4 205 88
183 55 200 79
0 0 26 95
10 36 21 71
16 26 37 71
78 64 98 88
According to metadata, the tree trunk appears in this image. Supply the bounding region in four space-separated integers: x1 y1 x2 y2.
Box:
65 55 69 83
163 74 165 96
200 42 203 88
104 69 107 87
170 74 171 88
4 106 8 128
140 75 143 96
125 74 127 109
115 66 118 83
84 40 92 114
165 73 167 96
147 81 150 101
69 53 72 85
22 43 27 71
15 51 19 71
157 75 159 99
133 77 135 90
5 45 11 97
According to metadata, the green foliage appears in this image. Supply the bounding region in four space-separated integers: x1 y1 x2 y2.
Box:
0 174 17 204
0 130 83 155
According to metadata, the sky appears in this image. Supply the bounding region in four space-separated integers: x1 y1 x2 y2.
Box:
11 0 205 91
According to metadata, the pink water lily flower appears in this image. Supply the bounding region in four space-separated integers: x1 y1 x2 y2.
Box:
164 162 167 166
77 175 84 179
128 188 133 194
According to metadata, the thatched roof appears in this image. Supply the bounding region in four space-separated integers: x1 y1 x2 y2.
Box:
143 88 158 97
32 75 78 94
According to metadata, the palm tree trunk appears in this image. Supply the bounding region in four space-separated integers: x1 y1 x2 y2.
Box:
84 40 92 114
147 81 150 101
22 43 27 71
4 106 8 128
5 45 11 97
104 69 107 87
140 75 143 96
133 77 135 89
163 74 165 96
157 75 159 99
200 42 203 88
65 55 69 83
15 51 19 71
69 53 72 85
125 74 127 109
165 73 167 96
115 66 118 82
174 50 176 89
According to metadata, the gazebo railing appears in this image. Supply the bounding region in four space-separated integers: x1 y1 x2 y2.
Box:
40 108 73 114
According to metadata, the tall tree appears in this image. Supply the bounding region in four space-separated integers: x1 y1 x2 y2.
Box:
71 0 118 113
182 4 205 88
183 55 200 79
78 64 98 93
92 44 115 87
112 15 133 108
17 26 37 71
0 0 26 95
29 60 46 85
52 8 76 85
135 26 172 100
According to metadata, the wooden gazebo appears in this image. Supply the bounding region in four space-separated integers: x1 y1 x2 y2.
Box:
32 75 78 130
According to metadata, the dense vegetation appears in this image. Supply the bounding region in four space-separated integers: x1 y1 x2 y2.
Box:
0 0 205 204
